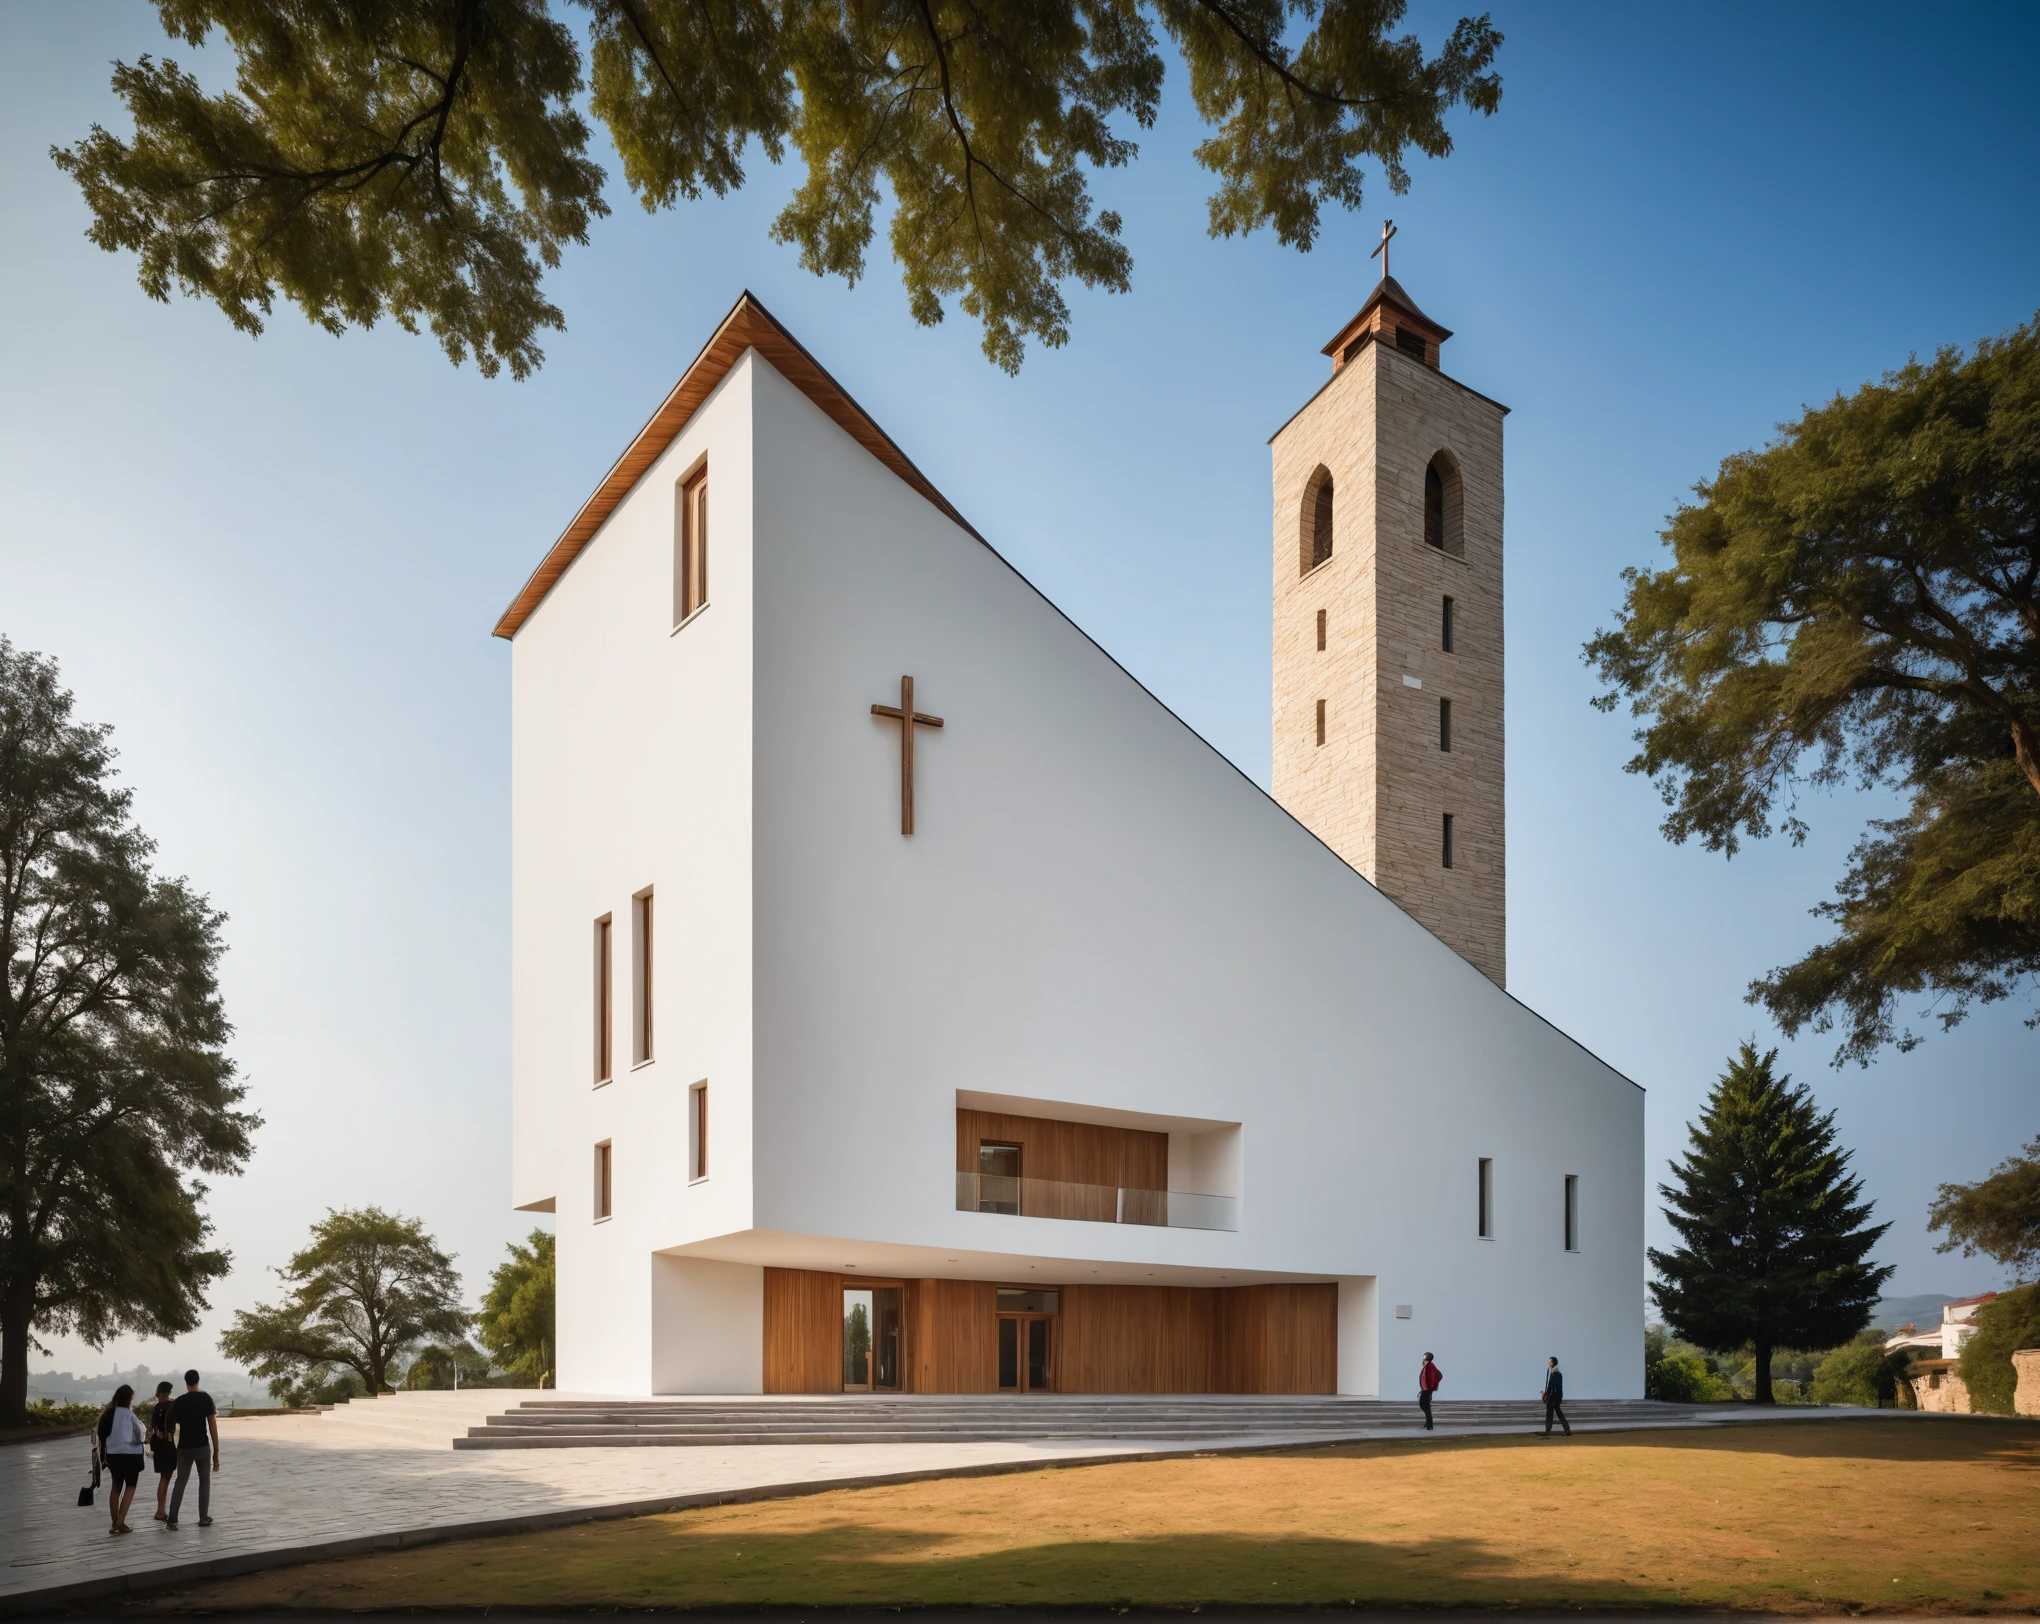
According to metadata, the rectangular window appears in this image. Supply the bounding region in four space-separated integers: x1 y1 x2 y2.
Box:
594 1141 613 1221
594 915 613 1084
1564 1174 1580 1252
1396 326 1428 360
1442 596 1455 653
689 1081 708 1182
675 468 709 625
1478 1157 1493 1239
1315 698 1327 746
1442 813 1455 869
978 1140 1020 1214
1440 698 1453 752
1316 608 1327 651
632 889 654 1065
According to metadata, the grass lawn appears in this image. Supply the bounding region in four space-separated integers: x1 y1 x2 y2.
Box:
172 1418 2038 1613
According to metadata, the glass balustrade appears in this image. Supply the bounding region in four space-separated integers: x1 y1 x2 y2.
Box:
954 1171 1236 1232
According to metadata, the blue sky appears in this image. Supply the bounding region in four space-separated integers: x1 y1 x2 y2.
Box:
2 2 2035 1377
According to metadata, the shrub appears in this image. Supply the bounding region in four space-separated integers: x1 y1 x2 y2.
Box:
1808 1336 1904 1407
1647 1352 1736 1402
15 1399 100 1430
1956 1283 2040 1414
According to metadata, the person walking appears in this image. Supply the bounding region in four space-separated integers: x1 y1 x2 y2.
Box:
147 1380 177 1522
1418 1352 1443 1431
101 1385 147 1535
165 1369 219 1529
1540 1355 1570 1436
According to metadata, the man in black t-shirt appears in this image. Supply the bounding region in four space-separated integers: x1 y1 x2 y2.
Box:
165 1370 219 1528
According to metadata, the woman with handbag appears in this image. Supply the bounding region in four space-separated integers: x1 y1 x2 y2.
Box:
147 1380 178 1521
100 1385 147 1534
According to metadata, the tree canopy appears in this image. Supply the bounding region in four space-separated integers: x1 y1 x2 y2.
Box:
1953 1283 2040 1414
1649 1043 1892 1403
1586 321 2040 1064
475 1228 553 1387
1928 1134 2040 1282
0 640 256 1428
53 0 1501 377
218 1207 469 1399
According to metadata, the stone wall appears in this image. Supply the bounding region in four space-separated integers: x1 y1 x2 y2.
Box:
1908 1357 1972 1413
2014 1347 2040 1417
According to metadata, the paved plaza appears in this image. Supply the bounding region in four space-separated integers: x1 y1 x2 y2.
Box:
0 1392 1882 1612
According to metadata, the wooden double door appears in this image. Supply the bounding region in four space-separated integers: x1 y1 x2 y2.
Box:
997 1312 1056 1391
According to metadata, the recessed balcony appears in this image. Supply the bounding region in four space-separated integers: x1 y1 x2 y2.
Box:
955 1171 1237 1232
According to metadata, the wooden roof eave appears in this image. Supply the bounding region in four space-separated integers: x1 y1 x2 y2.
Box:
492 290 983 640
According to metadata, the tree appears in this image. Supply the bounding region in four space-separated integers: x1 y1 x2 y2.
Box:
0 639 257 1428
1649 1042 1893 1403
401 1338 494 1389
1585 321 2040 1064
1807 1332 1906 1408
1954 1283 2040 1413
52 0 1501 378
1929 1135 2040 1282
219 1208 468 1398
475 1228 553 1387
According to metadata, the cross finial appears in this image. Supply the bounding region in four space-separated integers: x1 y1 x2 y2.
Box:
1369 218 1397 282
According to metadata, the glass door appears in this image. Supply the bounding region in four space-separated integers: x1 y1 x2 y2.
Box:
843 1286 904 1392
996 1316 1055 1391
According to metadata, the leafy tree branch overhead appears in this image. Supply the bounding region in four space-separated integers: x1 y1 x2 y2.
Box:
1586 321 2040 1064
51 0 1501 377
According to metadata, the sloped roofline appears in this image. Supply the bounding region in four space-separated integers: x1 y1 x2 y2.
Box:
492 290 983 639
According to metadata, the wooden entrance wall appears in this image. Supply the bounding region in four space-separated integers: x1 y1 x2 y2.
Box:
762 1267 1336 1394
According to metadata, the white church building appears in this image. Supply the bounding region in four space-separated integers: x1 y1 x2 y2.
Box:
496 284 1643 1400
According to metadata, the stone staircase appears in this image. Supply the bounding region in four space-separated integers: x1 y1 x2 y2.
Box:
452 1393 1715 1449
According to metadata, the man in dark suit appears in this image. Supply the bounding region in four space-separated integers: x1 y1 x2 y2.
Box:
1541 1356 1570 1435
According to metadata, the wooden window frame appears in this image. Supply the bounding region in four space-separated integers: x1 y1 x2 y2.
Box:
1316 608 1327 652
689 1080 709 1183
594 1140 613 1222
1478 1157 1493 1239
1315 698 1327 747
674 465 709 628
594 915 614 1085
631 888 654 1067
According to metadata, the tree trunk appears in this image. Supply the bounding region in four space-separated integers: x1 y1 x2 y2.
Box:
1 1290 32 1429
1751 1337 1774 1404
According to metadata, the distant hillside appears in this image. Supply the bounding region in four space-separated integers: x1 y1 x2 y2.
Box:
1870 1291 1986 1333
28 1364 264 1408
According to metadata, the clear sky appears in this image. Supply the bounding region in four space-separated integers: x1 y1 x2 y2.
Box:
2 3 2035 1380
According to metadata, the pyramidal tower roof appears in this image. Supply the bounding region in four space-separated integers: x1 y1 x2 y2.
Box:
1321 275 1453 370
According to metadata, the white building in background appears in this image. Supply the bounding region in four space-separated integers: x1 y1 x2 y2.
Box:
496 289 1644 1400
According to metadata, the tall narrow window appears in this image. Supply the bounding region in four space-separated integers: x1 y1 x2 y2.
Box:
632 889 654 1065
1564 1174 1580 1251
689 1082 709 1182
1301 466 1334 574
1442 813 1455 870
1425 462 1444 549
594 1141 613 1221
1440 698 1453 752
1441 596 1455 653
1478 1158 1494 1239
1315 698 1327 747
1425 452 1464 555
1316 608 1327 651
675 468 709 624
594 915 613 1084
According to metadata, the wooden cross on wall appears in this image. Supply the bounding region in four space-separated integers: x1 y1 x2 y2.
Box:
870 675 943 836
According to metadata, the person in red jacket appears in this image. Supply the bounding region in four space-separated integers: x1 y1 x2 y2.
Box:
1418 1352 1443 1431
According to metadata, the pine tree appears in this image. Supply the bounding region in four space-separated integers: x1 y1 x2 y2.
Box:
1650 1043 1893 1403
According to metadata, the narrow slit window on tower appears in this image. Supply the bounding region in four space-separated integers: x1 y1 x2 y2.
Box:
1564 1174 1580 1252
1442 813 1455 870
1315 698 1327 747
1425 461 1445 549
1442 596 1455 653
594 914 613 1085
675 467 709 625
1478 1157 1494 1239
632 889 654 1065
594 1140 613 1221
1316 608 1327 651
1440 698 1453 752
689 1081 708 1182
1304 468 1334 573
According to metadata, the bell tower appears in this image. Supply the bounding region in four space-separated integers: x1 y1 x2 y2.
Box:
1270 261 1507 984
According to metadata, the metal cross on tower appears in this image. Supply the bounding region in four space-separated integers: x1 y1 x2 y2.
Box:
1369 218 1397 281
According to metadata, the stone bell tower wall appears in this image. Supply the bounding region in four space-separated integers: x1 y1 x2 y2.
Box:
1271 336 1507 986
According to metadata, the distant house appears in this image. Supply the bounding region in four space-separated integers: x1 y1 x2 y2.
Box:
1885 1295 1999 1413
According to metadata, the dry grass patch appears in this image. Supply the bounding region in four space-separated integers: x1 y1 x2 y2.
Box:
173 1419 2040 1613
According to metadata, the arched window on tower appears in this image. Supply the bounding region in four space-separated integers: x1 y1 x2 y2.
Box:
1425 451 1463 556
1301 466 1334 575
